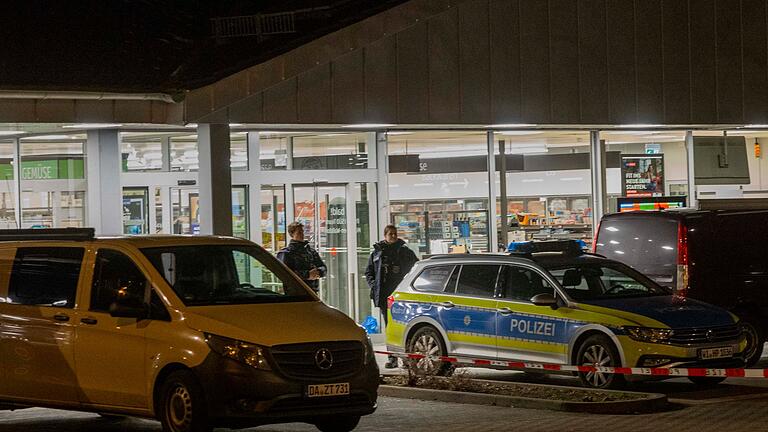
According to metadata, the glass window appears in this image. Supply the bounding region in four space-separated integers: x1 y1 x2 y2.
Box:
90 249 147 312
292 132 369 170
412 265 456 292
259 134 289 171
142 245 313 306
232 186 248 239
547 263 669 301
230 135 248 170
8 247 84 307
456 265 500 297
500 266 553 301
170 136 198 172
122 138 163 171
0 141 16 229
260 185 286 252
123 187 149 234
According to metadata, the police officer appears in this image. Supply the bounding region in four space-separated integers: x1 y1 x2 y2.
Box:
365 225 418 368
277 222 327 293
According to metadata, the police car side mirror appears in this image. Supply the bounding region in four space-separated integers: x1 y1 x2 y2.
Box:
531 293 558 309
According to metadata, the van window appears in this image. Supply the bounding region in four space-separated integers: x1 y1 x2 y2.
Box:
456 265 500 298
595 217 679 286
500 266 553 302
8 247 84 307
412 265 456 292
90 249 148 312
141 245 313 306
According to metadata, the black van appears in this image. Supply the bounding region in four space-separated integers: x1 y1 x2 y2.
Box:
594 209 768 366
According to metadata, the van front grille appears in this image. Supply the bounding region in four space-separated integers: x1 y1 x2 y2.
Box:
668 325 742 345
270 341 364 380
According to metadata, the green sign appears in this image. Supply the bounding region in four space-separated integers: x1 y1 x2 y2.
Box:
0 158 85 180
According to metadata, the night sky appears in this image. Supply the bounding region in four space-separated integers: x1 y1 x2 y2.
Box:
0 0 407 94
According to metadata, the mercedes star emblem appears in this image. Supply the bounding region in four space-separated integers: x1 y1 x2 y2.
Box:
314 348 334 370
706 329 715 342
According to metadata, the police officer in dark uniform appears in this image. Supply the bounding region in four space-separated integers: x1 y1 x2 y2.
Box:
277 222 326 292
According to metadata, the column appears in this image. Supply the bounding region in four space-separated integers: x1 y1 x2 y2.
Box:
247 132 262 243
86 129 122 234
197 123 232 236
375 132 389 231
589 130 607 234
486 131 499 252
685 130 697 208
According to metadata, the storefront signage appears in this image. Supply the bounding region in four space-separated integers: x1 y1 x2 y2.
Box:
0 159 83 180
621 154 664 197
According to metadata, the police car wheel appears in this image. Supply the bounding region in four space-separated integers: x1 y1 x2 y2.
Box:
687 376 726 386
407 326 453 376
739 318 764 367
576 335 624 389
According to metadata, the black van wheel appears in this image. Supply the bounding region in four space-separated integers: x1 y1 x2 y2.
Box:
314 415 361 432
158 370 211 432
688 376 726 386
406 326 454 376
576 334 625 389
739 318 765 367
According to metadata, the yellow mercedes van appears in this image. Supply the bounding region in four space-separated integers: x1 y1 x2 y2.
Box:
0 229 378 432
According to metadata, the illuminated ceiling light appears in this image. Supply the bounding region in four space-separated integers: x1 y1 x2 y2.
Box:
62 123 122 129
0 131 25 135
743 124 768 128
385 131 413 136
486 124 537 128
229 123 243 127
497 130 542 135
21 134 74 140
341 123 396 128
615 124 664 128
185 123 198 128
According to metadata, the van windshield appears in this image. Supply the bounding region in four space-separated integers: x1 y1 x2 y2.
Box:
141 245 314 306
548 262 670 301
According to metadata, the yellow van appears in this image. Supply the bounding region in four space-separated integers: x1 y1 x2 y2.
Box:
0 229 378 432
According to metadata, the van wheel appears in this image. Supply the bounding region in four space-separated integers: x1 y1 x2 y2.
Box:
158 370 210 432
688 376 726 386
314 415 361 432
739 317 765 367
406 326 454 376
576 334 625 389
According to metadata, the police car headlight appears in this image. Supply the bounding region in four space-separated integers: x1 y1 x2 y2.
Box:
205 333 271 370
624 326 674 343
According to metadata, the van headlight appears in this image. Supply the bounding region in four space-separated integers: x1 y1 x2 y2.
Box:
624 326 674 343
363 336 375 365
205 333 271 370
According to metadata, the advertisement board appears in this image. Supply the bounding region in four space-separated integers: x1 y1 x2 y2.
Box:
621 154 664 197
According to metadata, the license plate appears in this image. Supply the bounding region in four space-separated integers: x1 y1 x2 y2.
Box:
699 346 733 360
307 383 350 398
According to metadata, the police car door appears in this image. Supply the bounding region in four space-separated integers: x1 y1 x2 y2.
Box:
495 265 567 364
438 264 500 359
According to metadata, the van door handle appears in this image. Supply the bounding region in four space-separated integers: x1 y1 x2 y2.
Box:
53 314 70 322
438 301 455 309
497 307 513 315
80 317 98 325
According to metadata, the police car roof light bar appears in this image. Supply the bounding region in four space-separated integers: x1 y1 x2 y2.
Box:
507 240 585 256
0 228 95 242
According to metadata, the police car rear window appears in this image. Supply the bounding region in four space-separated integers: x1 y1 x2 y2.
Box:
412 265 456 292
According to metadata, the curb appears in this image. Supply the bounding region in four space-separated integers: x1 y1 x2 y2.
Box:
378 380 668 414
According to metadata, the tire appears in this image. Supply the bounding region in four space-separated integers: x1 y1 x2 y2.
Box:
157 370 211 432
406 326 454 376
315 415 361 432
576 334 625 389
738 317 765 367
688 376 726 386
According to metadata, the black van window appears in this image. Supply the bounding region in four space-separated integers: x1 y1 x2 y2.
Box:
501 266 554 302
8 247 84 308
412 265 456 292
456 265 500 298
90 249 147 312
595 217 679 286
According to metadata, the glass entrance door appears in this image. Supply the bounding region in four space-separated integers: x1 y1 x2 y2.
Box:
293 184 349 314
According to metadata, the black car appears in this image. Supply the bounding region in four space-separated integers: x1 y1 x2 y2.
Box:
594 209 768 365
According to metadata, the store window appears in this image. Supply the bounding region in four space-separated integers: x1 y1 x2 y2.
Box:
0 141 16 228
388 131 490 255
19 140 86 228
292 132 369 170
171 186 248 237
122 138 163 171
230 134 248 170
259 133 289 171
170 135 198 172
260 185 286 251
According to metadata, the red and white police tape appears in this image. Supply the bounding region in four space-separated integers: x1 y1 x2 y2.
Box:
374 350 768 378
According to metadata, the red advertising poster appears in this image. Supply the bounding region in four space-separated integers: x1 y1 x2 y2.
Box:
621 154 664 197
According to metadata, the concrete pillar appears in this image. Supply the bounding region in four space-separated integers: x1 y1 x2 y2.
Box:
685 131 697 208
589 131 607 234
86 129 122 235
247 132 262 243
197 124 232 236
375 132 389 230
486 131 499 252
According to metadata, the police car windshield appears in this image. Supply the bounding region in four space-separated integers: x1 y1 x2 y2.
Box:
547 262 670 301
142 245 314 306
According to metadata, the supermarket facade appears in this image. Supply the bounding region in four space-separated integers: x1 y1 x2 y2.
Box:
3 0 768 323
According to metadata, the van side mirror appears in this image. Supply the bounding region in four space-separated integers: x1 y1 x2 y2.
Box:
109 296 149 319
530 293 558 309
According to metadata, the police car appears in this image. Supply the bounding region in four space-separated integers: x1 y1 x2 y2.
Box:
385 241 747 388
